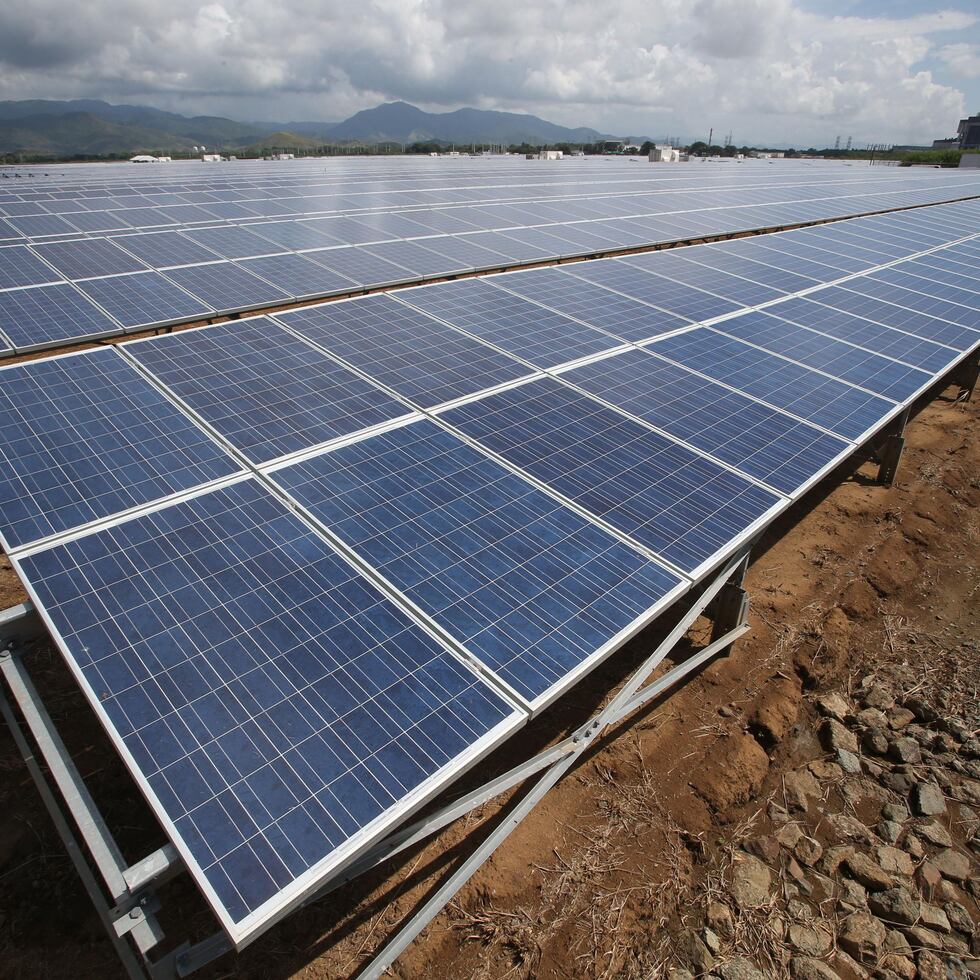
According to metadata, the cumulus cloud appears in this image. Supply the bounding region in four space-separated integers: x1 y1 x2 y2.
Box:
0 0 975 144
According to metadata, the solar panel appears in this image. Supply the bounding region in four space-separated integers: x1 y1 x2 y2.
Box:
440 376 782 574
302 247 416 289
110 231 223 269
415 234 511 270
560 348 849 495
646 327 895 441
234 254 358 300
271 419 685 707
165 263 291 314
276 294 532 409
75 271 213 329
679 244 820 293
359 240 461 278
32 238 150 280
398 278 621 368
7 213 80 238
242 221 345 251
711 312 931 401
183 225 286 260
0 246 64 289
490 266 691 343
16 476 523 945
869 267 980 314
127 318 413 465
0 282 122 350
0 347 240 550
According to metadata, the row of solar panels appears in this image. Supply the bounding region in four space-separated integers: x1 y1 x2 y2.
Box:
1 191 978 356
1 199 978 945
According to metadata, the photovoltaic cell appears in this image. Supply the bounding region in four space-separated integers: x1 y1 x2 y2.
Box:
0 246 64 289
112 232 223 269
646 327 895 440
33 237 149 279
441 377 781 574
0 282 122 350
561 348 849 494
845 275 980 331
272 419 684 705
276 294 532 409
165 263 291 314
183 225 286 260
127 318 412 465
0 347 239 549
17 477 521 942
398 278 619 368
76 271 213 329
234 253 357 300
302 247 415 289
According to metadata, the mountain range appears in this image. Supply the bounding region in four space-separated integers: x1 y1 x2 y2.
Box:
0 100 616 158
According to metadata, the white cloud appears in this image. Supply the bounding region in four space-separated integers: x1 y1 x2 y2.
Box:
0 0 974 144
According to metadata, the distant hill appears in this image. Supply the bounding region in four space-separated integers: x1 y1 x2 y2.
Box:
0 98 621 159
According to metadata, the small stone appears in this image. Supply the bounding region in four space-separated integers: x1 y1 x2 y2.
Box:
932 848 970 882
911 782 947 816
903 697 936 723
902 924 943 950
932 733 958 754
717 958 767 980
816 692 851 721
876 845 914 877
837 878 867 910
956 781 980 805
855 707 889 729
729 852 772 909
882 772 914 794
942 718 969 742
940 932 969 954
745 836 780 864
902 833 924 860
790 957 841 980
707 901 734 941
889 737 922 764
884 929 913 956
676 932 714 975
881 802 909 823
703 926 721 954
917 860 942 895
793 836 824 867
827 813 875 843
862 730 889 755
821 718 858 754
919 904 951 933
808 760 842 781
863 684 894 711
838 911 886 962
915 950 944 980
935 879 961 903
667 968 696 980
776 823 804 849
868 886 920 926
878 819 902 844
943 901 973 935
887 706 916 730
836 748 861 774
784 769 823 810
786 856 812 894
918 821 952 847
820 844 856 875
960 736 980 759
788 922 834 957
843 852 893 891
879 953 916 980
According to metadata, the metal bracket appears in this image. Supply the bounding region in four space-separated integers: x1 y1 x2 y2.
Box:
871 408 909 486
953 349 979 403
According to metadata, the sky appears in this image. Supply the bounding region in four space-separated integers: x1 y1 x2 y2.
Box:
0 0 977 146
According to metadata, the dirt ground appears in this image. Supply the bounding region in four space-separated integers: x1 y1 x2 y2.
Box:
0 375 976 980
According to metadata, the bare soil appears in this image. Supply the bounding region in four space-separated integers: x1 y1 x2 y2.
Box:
0 380 976 979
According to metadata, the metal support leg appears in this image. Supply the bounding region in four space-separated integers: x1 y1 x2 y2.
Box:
953 349 979 402
875 408 909 486
708 552 750 646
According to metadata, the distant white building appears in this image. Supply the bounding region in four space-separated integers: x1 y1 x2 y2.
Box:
537 150 564 160
265 152 295 161
201 153 224 163
129 154 171 163
649 144 683 163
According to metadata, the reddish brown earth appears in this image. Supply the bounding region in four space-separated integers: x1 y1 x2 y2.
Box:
0 380 976 979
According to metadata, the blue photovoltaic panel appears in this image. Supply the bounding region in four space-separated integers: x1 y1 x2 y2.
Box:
569 259 744 322
76 271 213 329
32 238 149 279
398 278 619 368
748 235 868 274
845 275 980 332
495 266 692 343
870 266 980 311
464 231 551 262
112 232 223 269
303 247 415 289
183 225 285 260
0 282 122 350
273 419 684 705
244 221 344 251
417 234 512 270
441 377 781 573
809 285 980 351
0 348 239 549
7 213 80 238
360 240 460 278
680 245 819 293
712 312 931 401
127 318 412 464
765 296 959 374
165 263 291 314
646 327 895 441
276 294 532 409
234 253 358 300
562 348 849 495
905 255 980 289
625 252 787 306
0 246 64 289
17 477 521 940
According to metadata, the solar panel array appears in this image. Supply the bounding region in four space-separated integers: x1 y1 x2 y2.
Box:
0 191 977 949
1 156 979 352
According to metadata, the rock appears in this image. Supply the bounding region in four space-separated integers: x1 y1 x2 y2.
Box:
808 760 842 781
917 860 943 895
919 904 951 933
862 730 889 755
786 857 812 895
793 836 824 867
837 878 867 910
820 844 856 874
821 718 858 754
915 950 944 980
956 781 980 805
748 675 800 745
876 845 914 877
882 772 914 795
788 922 833 957
902 924 943 950
745 836 780 865
940 932 969 954
868 886 921 926
729 852 772 910
902 834 924 860
889 737 922 765
716 956 767 980
703 926 721 954
790 957 840 980
932 848 970 882
855 707 889 730
843 852 893 892
776 823 803 849
887 706 916 730
903 697 936 723
838 911 886 962
836 749 861 774
878 953 915 979
884 929 913 956
942 718 969 742
943 901 973 935
833 950 871 978
816 692 851 721
878 820 902 844
785 769 823 811
881 802 909 823
827 813 875 843
917 821 952 847
961 737 980 759
911 782 947 816
935 879 961 904
691 733 770 811
707 901 734 941
863 684 894 711
667 968 696 980
676 932 715 975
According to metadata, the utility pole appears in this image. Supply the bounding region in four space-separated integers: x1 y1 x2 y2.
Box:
708 127 713 150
